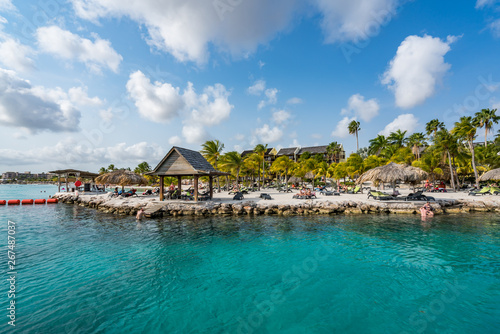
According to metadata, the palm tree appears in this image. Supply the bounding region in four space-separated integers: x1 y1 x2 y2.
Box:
134 161 151 175
326 141 342 163
254 144 268 189
271 156 296 191
219 151 244 187
348 120 361 151
451 116 479 186
473 108 499 147
387 130 407 149
435 129 458 190
243 153 261 188
99 167 107 174
407 132 427 160
425 119 445 141
368 135 388 156
201 139 224 192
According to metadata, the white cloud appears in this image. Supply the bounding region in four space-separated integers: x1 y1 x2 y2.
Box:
0 0 14 11
182 123 209 144
254 124 283 143
68 86 103 106
331 116 355 138
475 0 498 9
0 139 165 167
36 26 122 73
0 68 81 133
70 0 301 64
489 19 500 38
258 88 278 109
248 80 266 95
234 133 245 141
272 109 291 124
69 0 401 63
286 97 303 105
168 136 182 146
126 70 233 145
341 94 379 122
311 133 322 139
0 37 35 72
258 60 265 68
382 35 456 109
99 108 113 121
315 0 399 43
378 113 419 136
126 70 184 123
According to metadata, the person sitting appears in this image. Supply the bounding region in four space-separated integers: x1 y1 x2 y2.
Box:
136 208 145 220
143 189 153 195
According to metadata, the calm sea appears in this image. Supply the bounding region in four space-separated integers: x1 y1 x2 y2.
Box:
0 184 499 333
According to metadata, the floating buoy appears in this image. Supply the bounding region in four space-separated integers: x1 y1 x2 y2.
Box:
21 199 34 205
34 199 46 204
47 198 58 204
0 200 6 205
7 200 20 205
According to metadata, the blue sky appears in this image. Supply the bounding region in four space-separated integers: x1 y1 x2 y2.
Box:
0 0 499 173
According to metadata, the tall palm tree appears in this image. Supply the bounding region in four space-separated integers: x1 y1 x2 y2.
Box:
254 144 268 189
407 132 427 160
387 130 407 149
425 119 445 141
473 108 499 147
435 129 458 190
219 151 244 187
201 139 224 192
451 116 479 186
243 154 260 188
326 141 342 163
271 156 296 191
348 120 361 151
368 135 388 156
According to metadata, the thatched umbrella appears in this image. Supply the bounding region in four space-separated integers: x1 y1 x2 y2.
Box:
95 169 148 191
478 168 500 182
356 162 428 188
289 176 302 184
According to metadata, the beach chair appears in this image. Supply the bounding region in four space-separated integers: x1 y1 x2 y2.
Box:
405 190 434 201
367 191 394 200
490 187 500 195
348 186 361 194
468 187 491 196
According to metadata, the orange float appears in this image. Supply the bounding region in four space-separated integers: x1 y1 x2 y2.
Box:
47 198 58 204
0 200 6 205
34 199 46 204
21 199 34 205
7 200 20 205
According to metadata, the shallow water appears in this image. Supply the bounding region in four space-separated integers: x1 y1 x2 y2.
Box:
0 185 499 333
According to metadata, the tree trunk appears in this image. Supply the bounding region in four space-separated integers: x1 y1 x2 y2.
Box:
262 160 265 189
447 150 456 191
257 166 261 191
485 127 488 147
356 131 359 151
469 140 479 186
284 168 289 191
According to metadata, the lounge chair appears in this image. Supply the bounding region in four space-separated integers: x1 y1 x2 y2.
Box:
367 191 394 200
468 187 491 196
405 190 435 201
347 186 361 194
122 189 138 197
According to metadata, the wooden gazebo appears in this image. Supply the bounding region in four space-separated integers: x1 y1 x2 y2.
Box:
48 169 99 192
147 146 229 201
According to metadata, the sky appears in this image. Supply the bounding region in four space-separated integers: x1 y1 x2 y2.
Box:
0 0 500 173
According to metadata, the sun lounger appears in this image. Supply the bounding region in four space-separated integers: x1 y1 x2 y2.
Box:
404 190 435 201
367 191 394 200
468 187 491 196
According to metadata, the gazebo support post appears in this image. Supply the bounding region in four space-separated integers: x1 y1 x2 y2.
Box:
159 176 164 201
58 174 61 192
65 173 69 192
209 176 213 199
194 175 199 202
177 176 182 196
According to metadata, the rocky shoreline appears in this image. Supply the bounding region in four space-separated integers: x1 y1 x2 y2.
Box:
53 192 500 218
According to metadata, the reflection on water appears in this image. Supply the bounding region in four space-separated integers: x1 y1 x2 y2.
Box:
0 198 499 333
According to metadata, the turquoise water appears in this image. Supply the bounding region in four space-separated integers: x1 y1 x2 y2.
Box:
0 185 499 333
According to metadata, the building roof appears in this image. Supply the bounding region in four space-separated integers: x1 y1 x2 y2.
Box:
241 148 275 157
277 147 298 156
48 169 99 178
298 145 329 155
148 146 228 176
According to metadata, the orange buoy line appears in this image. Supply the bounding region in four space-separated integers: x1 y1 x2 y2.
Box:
0 198 57 205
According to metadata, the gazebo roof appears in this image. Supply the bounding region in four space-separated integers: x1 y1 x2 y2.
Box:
48 169 99 178
148 146 229 177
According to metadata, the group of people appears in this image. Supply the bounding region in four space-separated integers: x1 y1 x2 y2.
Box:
424 180 447 192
